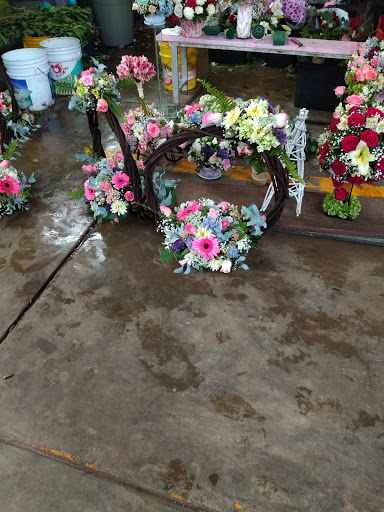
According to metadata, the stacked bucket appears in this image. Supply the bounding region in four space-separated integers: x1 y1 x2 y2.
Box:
1 37 82 111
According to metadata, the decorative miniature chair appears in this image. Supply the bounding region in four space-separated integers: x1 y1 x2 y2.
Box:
261 107 308 216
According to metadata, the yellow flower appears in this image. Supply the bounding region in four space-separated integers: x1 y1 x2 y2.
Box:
195 227 211 239
92 89 100 98
84 146 92 155
346 140 375 176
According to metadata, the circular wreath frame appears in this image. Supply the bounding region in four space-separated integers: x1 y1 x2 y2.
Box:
144 126 290 230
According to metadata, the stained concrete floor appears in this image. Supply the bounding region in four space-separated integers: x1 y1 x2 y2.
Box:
1 67 384 511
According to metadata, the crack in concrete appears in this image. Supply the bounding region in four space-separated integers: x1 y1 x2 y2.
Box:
0 434 221 512
0 221 96 345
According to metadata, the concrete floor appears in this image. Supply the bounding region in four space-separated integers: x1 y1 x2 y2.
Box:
1 63 384 511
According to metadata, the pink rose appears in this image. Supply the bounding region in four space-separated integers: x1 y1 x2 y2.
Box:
218 201 229 211
346 94 364 106
97 99 108 112
201 111 223 125
0 159 10 169
334 86 345 97
365 69 378 81
184 223 195 234
124 191 134 201
355 68 365 82
333 111 340 119
274 112 289 128
147 123 160 138
160 205 172 217
100 181 110 191
81 164 92 173
371 57 381 68
208 154 217 164
82 73 93 86
221 219 230 230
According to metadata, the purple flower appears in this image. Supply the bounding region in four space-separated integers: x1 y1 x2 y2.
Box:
217 148 229 159
273 127 287 143
203 216 216 230
368 46 381 59
201 147 215 157
261 97 275 114
185 236 193 249
171 238 185 252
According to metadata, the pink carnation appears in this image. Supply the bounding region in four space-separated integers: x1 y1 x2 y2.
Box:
346 94 364 106
371 57 381 68
218 201 230 211
221 219 230 230
100 181 111 191
124 191 134 201
222 159 231 171
184 223 195 234
355 68 365 82
82 73 93 86
208 208 220 218
147 122 160 138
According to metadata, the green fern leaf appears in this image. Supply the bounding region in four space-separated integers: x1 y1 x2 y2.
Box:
2 139 18 160
158 247 179 264
197 79 236 114
68 188 84 199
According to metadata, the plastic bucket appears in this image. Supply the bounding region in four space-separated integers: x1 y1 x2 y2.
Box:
2 48 54 111
40 37 83 95
92 0 133 47
23 35 51 48
158 41 197 91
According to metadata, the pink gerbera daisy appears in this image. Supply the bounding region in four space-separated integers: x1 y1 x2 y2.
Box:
0 175 20 196
191 236 220 260
111 172 130 189
84 186 96 201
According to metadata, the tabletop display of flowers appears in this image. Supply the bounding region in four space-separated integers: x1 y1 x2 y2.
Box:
0 159 35 220
172 0 218 25
187 137 236 174
158 198 267 273
318 101 384 219
69 59 119 114
342 37 384 106
121 106 174 158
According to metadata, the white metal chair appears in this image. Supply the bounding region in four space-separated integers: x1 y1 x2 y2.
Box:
261 107 308 216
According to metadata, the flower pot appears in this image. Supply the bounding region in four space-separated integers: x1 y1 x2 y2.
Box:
203 25 221 36
180 19 205 38
144 11 166 26
23 36 51 49
251 24 265 40
273 31 286 46
236 2 253 39
197 166 222 180
251 168 268 186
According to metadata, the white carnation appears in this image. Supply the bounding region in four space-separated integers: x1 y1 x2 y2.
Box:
183 6 195 19
174 3 183 16
196 0 205 4
207 3 215 15
195 6 203 14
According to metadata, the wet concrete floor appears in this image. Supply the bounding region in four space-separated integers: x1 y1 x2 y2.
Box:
0 80 384 511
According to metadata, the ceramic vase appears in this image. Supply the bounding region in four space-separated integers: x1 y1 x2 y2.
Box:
236 2 253 39
180 18 205 38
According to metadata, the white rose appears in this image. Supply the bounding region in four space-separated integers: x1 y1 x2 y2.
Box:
183 6 194 19
174 3 183 16
196 0 205 4
195 6 203 14
220 260 232 273
207 4 215 16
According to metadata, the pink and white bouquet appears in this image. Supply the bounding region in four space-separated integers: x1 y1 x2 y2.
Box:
69 60 119 114
187 137 236 173
80 157 137 224
0 159 35 220
158 198 267 273
172 0 218 24
176 102 219 128
117 55 156 113
121 106 174 157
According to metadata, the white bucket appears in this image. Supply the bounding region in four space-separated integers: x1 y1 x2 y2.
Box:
2 48 54 111
39 37 82 88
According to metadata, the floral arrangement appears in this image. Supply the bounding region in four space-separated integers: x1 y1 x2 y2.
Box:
252 0 284 33
172 0 218 23
116 55 156 113
132 0 173 17
0 158 35 220
69 59 119 114
187 137 236 173
342 37 384 106
318 101 384 187
121 106 174 157
281 0 308 26
158 198 267 273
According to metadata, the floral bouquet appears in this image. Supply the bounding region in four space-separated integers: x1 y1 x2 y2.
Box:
252 0 285 34
132 0 173 19
187 137 236 175
281 0 308 29
341 37 384 106
69 59 119 114
0 159 35 220
172 0 218 37
158 198 267 273
116 55 156 114
79 158 136 224
121 106 174 157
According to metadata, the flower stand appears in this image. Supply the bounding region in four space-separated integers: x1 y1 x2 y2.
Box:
180 19 205 38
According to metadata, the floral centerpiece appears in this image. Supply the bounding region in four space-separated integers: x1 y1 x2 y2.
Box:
158 198 267 273
116 55 156 115
281 0 308 29
252 0 284 38
0 158 35 220
121 106 174 158
187 137 236 178
318 100 384 219
172 0 218 37
69 59 119 114
132 0 173 25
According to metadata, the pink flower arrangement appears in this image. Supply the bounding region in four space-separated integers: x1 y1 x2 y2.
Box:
0 161 35 218
117 55 156 84
191 236 220 260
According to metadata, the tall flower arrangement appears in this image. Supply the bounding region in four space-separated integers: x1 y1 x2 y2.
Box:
116 55 156 115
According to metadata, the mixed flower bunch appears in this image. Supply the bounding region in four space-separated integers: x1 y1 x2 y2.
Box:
176 102 217 129
158 198 267 273
81 157 137 224
342 37 384 106
172 0 218 23
281 0 308 26
252 0 284 33
132 0 173 17
69 60 119 114
121 106 174 157
116 55 156 113
0 159 35 220
319 102 384 197
187 137 236 172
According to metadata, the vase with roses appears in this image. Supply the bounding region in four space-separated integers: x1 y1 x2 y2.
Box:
172 0 218 37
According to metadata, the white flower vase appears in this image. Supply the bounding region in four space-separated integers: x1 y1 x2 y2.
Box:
236 2 253 39
180 18 205 38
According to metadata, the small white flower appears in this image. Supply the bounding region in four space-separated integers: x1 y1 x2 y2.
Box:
196 0 205 4
209 259 222 271
132 2 139 10
183 6 195 19
111 200 127 215
195 6 203 14
207 3 215 16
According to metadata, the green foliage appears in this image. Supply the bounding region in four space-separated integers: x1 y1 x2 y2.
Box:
0 14 22 47
158 247 179 264
305 133 318 160
1 139 18 160
197 79 236 114
116 77 136 90
300 24 365 42
323 192 361 220
67 188 84 199
271 147 304 184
